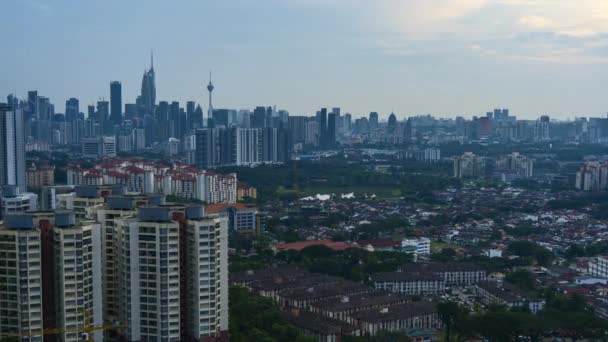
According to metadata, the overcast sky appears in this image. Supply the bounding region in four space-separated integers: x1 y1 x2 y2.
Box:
1 0 607 119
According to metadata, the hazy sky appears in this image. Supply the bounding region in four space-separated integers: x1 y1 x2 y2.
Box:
1 0 607 119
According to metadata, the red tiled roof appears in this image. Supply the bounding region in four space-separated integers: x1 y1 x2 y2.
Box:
124 165 145 174
106 171 129 179
205 203 252 214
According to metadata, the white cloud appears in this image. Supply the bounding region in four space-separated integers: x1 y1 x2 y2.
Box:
518 15 551 29
282 0 608 62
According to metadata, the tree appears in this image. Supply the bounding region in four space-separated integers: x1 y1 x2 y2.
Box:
229 286 314 342
437 301 469 342
505 269 536 291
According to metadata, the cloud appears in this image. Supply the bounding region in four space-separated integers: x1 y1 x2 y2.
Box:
282 0 608 62
518 15 551 29
21 0 52 14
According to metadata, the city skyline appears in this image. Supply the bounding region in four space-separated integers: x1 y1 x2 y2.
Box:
2 0 607 119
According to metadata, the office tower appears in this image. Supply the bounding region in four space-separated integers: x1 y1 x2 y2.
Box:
110 81 122 125
26 91 38 120
369 112 379 130
194 105 204 128
0 211 103 342
404 118 413 143
140 52 157 115
36 97 53 121
114 205 229 341
186 101 198 129
65 98 79 121
5 95 17 110
192 129 219 168
81 136 117 159
327 111 336 146
343 113 352 132
87 105 95 120
251 106 266 128
316 108 328 147
179 108 188 139
0 103 26 191
124 103 137 120
288 116 309 143
96 100 109 133
212 109 230 128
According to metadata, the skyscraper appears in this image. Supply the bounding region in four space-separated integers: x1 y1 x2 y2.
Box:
110 81 122 125
65 97 79 122
316 108 328 147
96 100 110 134
140 52 156 115
0 103 26 191
369 112 379 130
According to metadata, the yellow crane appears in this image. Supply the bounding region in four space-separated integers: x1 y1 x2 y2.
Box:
4 310 123 342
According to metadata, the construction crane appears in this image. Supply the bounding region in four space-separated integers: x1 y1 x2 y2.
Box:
5 310 123 342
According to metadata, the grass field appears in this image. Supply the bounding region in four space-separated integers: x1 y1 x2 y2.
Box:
431 241 459 253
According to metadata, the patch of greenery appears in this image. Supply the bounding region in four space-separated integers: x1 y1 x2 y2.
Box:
229 286 314 342
275 245 413 282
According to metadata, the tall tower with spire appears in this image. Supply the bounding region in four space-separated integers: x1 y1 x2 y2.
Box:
140 51 157 115
206 71 214 127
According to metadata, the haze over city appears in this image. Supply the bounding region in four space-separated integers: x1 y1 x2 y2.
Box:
2 0 608 119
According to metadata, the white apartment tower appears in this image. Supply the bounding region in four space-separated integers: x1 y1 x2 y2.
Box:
0 212 103 342
0 103 26 191
114 205 229 341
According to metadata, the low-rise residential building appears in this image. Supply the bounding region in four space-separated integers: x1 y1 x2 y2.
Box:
349 302 440 337
589 256 608 279
206 203 259 234
475 281 545 314
281 309 355 342
373 272 446 296
401 238 431 259
398 263 487 286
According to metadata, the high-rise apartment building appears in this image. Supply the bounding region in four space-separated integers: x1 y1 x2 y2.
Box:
453 152 486 178
87 194 165 330
0 103 26 191
114 205 228 341
0 211 103 342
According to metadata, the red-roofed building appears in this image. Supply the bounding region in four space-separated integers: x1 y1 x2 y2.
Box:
66 158 237 204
